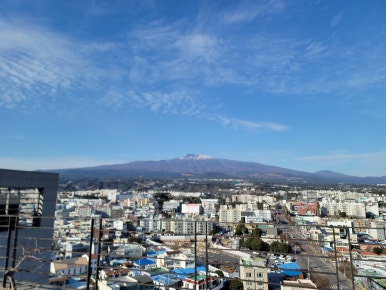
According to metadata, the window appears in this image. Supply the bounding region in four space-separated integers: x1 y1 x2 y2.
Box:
247 282 252 285
0 188 44 228
246 273 252 278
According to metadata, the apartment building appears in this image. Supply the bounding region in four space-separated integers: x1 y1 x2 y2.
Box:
74 206 92 217
140 217 163 233
231 194 258 204
200 198 218 217
240 257 268 290
158 218 214 235
323 202 366 218
163 200 181 212
369 220 386 241
218 205 241 225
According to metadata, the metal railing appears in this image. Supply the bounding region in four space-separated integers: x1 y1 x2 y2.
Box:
1 215 385 290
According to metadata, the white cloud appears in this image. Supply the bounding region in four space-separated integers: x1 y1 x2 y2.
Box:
331 12 343 28
101 89 206 117
0 18 99 109
304 42 327 59
220 0 286 24
218 116 288 132
174 34 218 63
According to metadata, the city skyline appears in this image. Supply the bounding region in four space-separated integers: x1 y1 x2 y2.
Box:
1 0 386 177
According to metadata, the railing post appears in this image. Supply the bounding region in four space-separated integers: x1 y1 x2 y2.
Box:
95 217 102 290
2 216 13 288
86 217 95 290
332 225 341 290
194 221 197 290
205 221 208 290
346 227 355 289
11 217 19 269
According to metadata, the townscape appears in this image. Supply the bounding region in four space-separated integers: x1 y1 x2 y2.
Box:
47 178 386 290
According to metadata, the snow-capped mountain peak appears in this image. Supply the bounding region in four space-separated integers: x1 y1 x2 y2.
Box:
180 153 212 160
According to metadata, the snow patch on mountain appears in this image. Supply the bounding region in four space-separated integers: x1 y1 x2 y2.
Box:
180 154 212 160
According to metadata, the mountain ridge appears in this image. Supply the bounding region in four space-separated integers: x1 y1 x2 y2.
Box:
49 154 386 184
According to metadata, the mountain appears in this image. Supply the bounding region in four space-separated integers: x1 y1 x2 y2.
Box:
51 154 386 184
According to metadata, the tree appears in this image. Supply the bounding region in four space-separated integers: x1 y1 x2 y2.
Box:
373 247 383 255
241 238 252 249
251 238 269 251
320 206 327 218
215 270 225 277
270 241 290 253
338 210 347 218
228 279 243 290
235 223 249 236
241 237 269 251
251 227 262 237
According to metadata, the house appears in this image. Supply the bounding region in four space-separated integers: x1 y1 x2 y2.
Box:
156 250 195 269
152 274 181 290
278 262 303 280
182 274 224 290
134 258 156 270
296 202 318 216
99 274 154 290
281 279 317 290
50 255 88 277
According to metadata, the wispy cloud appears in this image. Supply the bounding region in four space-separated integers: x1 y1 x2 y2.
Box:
100 89 206 117
220 0 286 24
304 42 327 59
331 12 343 28
218 116 288 132
0 18 100 109
2 3 385 128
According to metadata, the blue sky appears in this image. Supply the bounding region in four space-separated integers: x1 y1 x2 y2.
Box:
1 0 386 177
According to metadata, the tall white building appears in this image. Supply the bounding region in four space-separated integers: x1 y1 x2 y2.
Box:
140 217 162 232
218 205 241 225
323 202 366 218
369 221 386 241
200 198 218 217
158 218 214 235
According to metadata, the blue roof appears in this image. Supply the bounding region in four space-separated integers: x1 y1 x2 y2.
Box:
278 262 302 277
171 266 206 280
134 258 155 266
147 249 166 257
152 274 180 285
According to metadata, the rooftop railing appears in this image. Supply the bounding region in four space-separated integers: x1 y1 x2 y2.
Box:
1 214 385 290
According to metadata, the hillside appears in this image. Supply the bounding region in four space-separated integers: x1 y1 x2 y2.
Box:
49 154 386 185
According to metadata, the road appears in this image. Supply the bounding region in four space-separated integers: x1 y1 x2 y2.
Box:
287 223 354 290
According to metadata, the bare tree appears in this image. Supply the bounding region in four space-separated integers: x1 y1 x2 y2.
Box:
3 238 44 290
